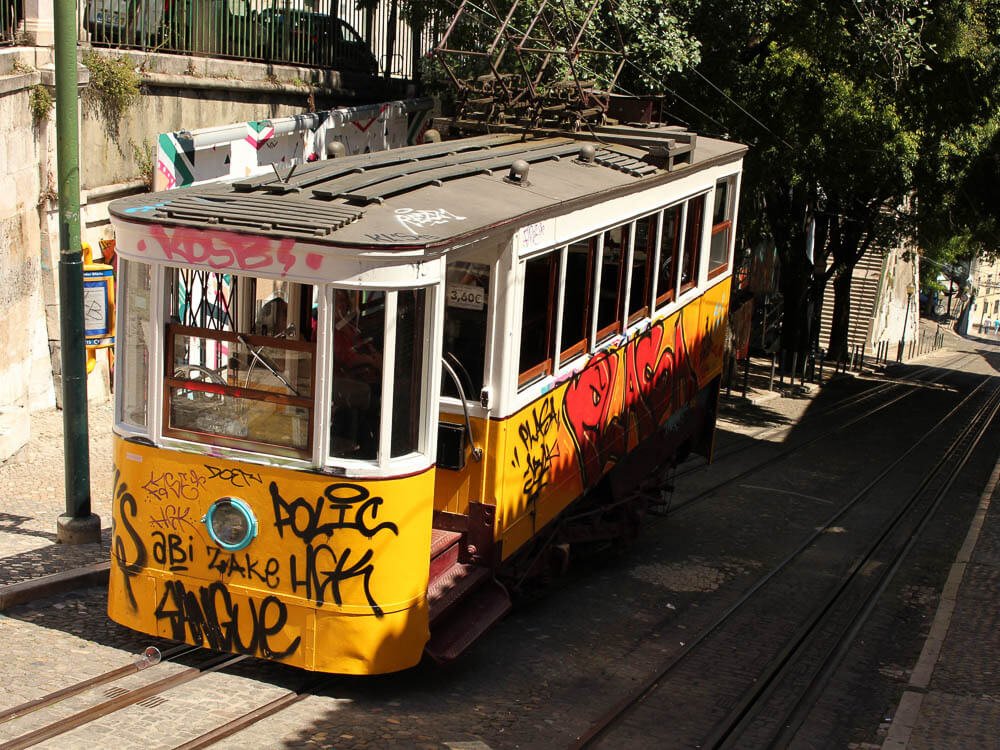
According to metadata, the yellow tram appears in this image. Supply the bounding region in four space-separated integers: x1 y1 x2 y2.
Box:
106 124 745 674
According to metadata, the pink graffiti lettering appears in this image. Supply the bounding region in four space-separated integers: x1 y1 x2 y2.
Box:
138 225 305 277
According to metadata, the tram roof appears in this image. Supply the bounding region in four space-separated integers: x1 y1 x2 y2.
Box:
110 126 747 251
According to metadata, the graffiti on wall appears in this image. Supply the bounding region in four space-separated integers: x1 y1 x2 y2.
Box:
155 100 432 191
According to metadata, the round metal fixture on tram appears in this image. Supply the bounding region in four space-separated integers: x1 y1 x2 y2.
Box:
204 497 258 551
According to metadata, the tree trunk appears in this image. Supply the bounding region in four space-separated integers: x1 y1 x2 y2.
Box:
828 267 853 362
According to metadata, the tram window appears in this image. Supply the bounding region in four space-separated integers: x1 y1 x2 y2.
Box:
709 177 734 278
117 259 152 429
330 289 385 460
628 216 656 323
595 226 628 343
442 262 490 400
655 205 681 307
164 271 317 458
560 238 595 362
518 253 558 387
392 289 426 457
680 196 706 291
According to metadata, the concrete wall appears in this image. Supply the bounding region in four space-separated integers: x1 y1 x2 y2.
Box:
0 57 56 458
1 45 404 460
870 246 920 355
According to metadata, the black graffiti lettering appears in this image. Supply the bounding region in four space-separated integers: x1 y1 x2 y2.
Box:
151 531 194 572
289 543 383 616
517 396 560 451
515 396 561 502
364 232 438 243
112 471 147 611
150 503 199 533
521 441 560 503
207 546 281 588
154 580 300 660
143 469 207 502
204 464 263 488
270 482 399 543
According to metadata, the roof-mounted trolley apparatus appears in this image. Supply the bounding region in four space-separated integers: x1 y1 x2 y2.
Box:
106 125 746 674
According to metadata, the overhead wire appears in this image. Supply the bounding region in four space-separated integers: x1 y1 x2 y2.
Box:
433 0 732 132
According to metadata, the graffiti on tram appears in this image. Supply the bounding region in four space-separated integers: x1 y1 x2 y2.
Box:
111 470 401 661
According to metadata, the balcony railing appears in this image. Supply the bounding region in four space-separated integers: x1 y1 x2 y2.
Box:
78 0 435 79
2 0 21 46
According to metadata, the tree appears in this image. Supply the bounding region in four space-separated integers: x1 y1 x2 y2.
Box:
669 0 929 361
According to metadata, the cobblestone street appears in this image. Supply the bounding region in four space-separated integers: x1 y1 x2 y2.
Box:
1 328 999 748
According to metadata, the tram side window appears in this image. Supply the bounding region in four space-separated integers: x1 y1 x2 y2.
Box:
442 262 490 401
680 195 706 291
392 289 426 457
595 226 628 342
117 259 152 429
627 215 656 324
560 237 595 363
165 271 317 458
709 177 735 278
330 289 384 461
518 253 558 387
655 205 682 308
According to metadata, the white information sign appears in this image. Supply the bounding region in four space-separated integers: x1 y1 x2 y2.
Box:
447 283 486 310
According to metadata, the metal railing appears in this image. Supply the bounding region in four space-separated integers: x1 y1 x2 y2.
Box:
78 0 438 79
1 0 21 46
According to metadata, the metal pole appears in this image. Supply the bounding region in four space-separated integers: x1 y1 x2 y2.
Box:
741 357 750 398
768 352 777 392
55 0 100 544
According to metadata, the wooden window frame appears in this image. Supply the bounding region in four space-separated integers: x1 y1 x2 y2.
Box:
594 226 630 344
558 237 596 364
628 215 657 325
679 195 705 295
518 252 559 389
708 177 735 280
655 205 682 309
163 323 317 458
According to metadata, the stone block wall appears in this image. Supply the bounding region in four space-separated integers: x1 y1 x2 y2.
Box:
0 61 56 459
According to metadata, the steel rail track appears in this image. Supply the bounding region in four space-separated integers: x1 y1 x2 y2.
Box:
572 375 997 748
711 380 1000 749
170 677 327 750
0 652 244 750
658 359 972 519
0 645 189 726
692 353 976 476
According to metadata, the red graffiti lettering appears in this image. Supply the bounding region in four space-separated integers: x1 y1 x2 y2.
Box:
562 351 623 487
138 225 304 276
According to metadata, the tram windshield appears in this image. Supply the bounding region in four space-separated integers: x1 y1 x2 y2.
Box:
113 261 432 467
164 270 318 458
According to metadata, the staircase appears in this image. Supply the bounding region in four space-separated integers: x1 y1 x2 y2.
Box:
424 526 511 663
818 249 887 355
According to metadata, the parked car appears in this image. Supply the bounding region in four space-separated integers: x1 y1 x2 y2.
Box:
257 10 379 74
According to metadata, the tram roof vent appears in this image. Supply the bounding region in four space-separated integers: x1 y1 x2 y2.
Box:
146 193 365 238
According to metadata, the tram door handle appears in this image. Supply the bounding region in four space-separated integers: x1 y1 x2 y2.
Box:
441 357 483 462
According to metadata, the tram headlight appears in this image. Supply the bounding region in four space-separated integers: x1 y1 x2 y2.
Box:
204 497 258 551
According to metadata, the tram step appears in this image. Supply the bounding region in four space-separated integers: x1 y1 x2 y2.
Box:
425 577 511 663
429 528 463 581
428 561 490 623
